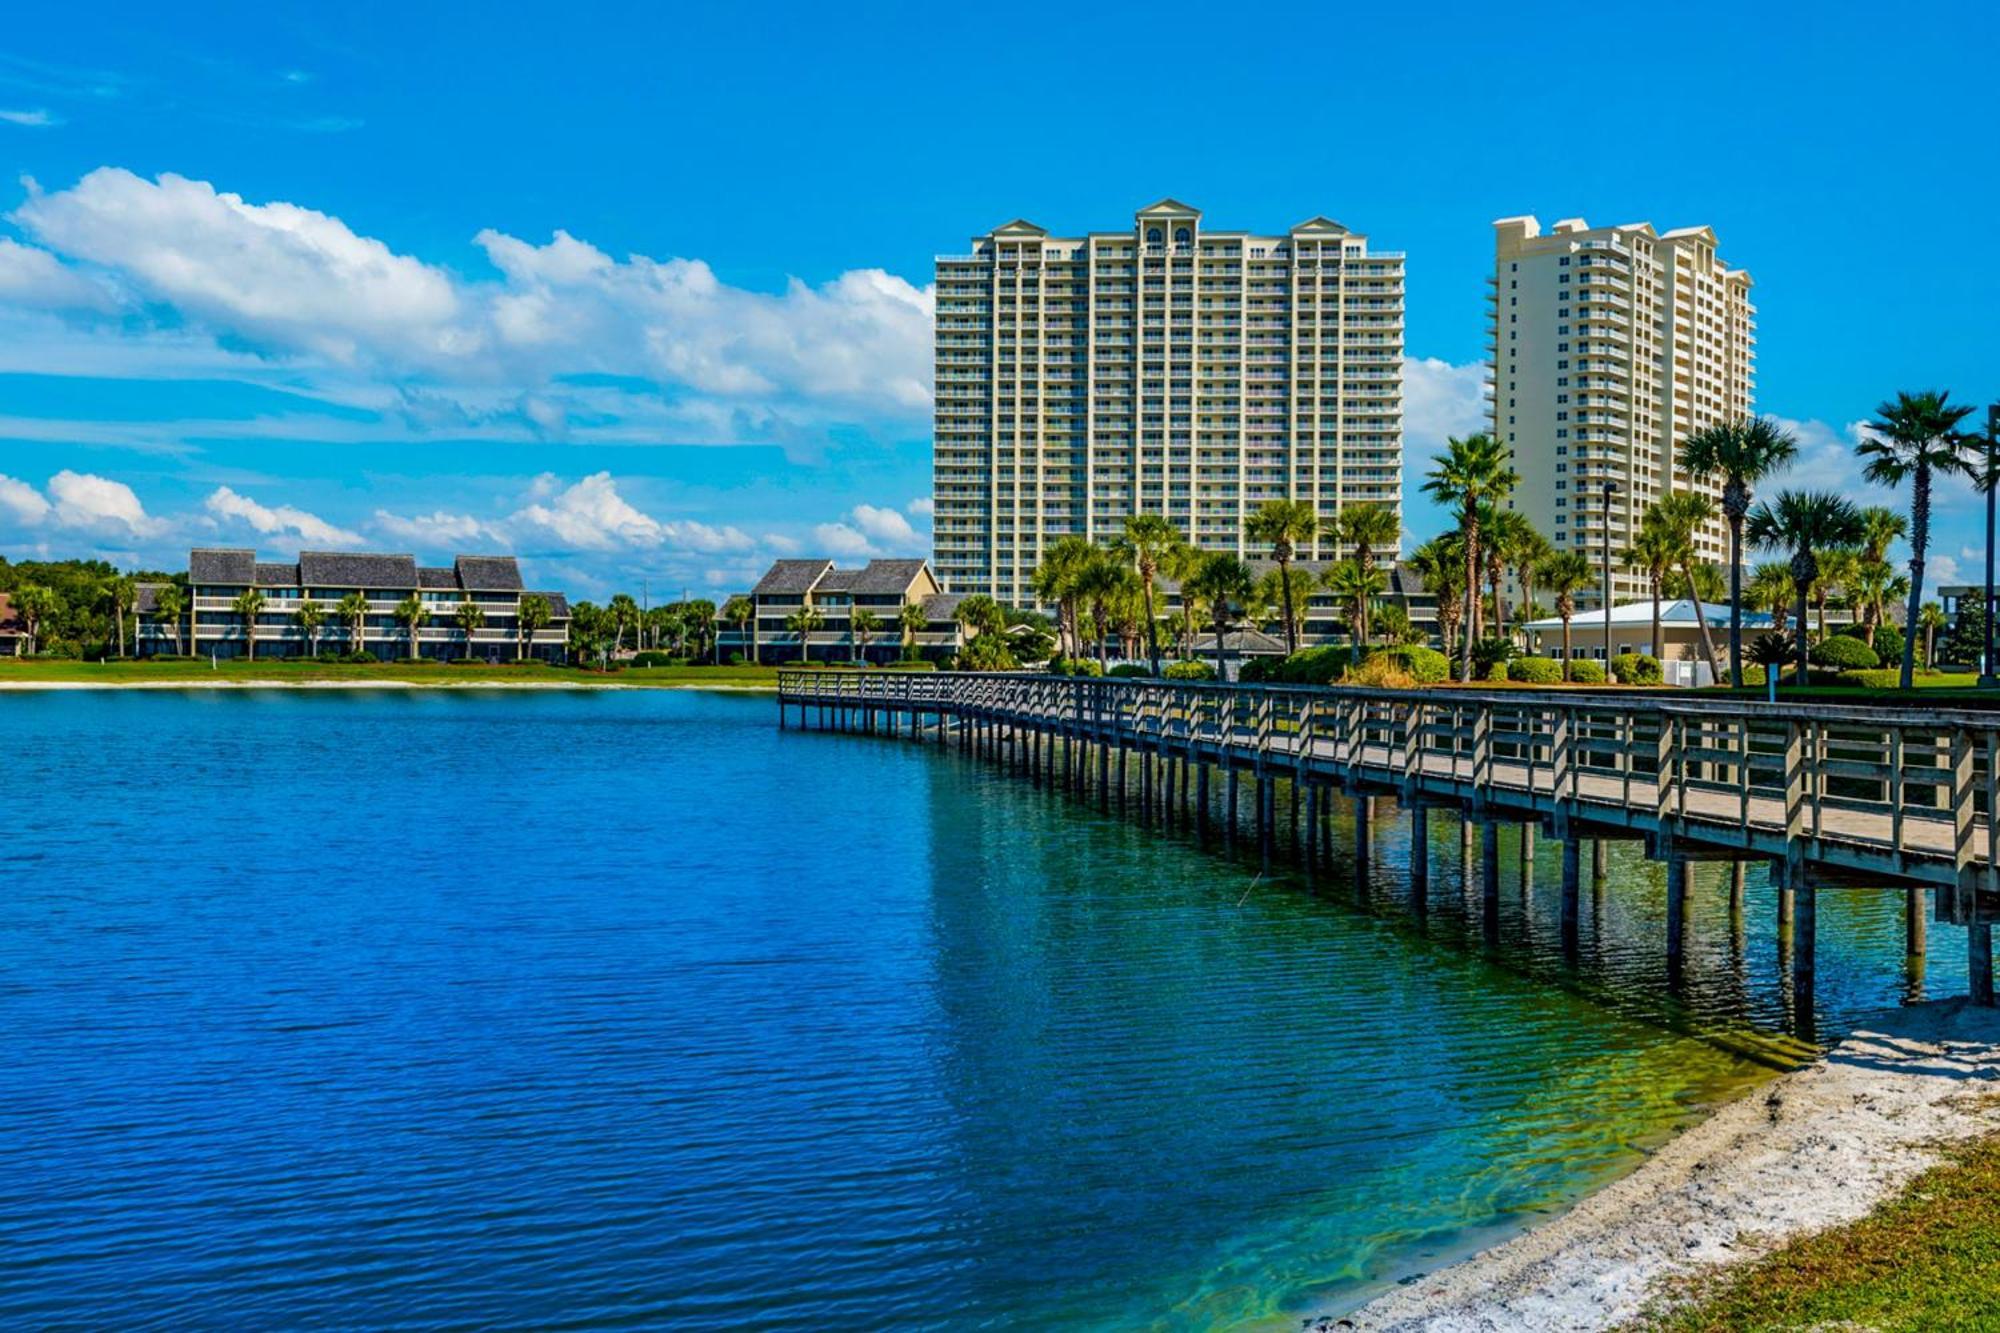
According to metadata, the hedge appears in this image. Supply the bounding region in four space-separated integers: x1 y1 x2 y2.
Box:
1164 660 1215 681
1273 645 1353 685
1568 658 1607 684
1507 656 1563 684
1374 645 1450 684
1611 652 1662 685
1810 635 1880 670
1047 656 1103 677
1107 664 1151 678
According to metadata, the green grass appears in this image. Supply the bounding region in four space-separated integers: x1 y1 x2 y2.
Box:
0 658 783 689
1642 1133 2000 1331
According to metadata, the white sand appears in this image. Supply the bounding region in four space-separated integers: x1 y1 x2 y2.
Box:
1341 999 2000 1332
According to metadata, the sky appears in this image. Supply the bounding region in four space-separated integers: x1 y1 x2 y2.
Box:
1 0 1996 601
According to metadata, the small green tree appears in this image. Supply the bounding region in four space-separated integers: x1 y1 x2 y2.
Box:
393 594 427 661
896 601 928 660
453 599 486 660
15 584 59 655
785 603 825 663
722 595 755 665
336 591 370 655
518 594 551 661
294 598 327 657
850 607 879 663
231 588 267 661
151 583 187 656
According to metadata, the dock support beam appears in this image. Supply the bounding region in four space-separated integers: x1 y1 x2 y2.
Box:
1560 833 1581 958
1409 804 1429 913
1906 887 1927 957
1665 850 1688 986
1971 917 1994 1006
1353 789 1371 898
1790 854 1815 1027
1480 820 1500 939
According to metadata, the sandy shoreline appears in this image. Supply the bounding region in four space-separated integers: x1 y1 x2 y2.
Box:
0 679 777 692
1338 999 2000 1331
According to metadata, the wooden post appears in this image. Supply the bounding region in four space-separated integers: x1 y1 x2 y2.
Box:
1665 848 1688 985
1258 772 1274 875
1226 766 1239 850
1560 832 1581 958
1196 761 1211 844
1790 852 1815 1024
1305 783 1322 887
1730 862 1746 916
1353 788 1371 898
1519 822 1535 869
1410 804 1430 913
1592 839 1607 881
1481 820 1500 937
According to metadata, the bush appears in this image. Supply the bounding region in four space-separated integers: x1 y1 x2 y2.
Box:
1237 656 1275 683
1163 659 1215 681
1345 656 1416 688
728 652 747 666
1047 655 1102 677
1470 635 1514 677
1273 644 1352 685
1611 652 1662 686
1567 658 1607 684
631 651 677 667
1810 635 1879 670
1507 656 1563 684
1872 625 1907 664
1107 664 1151 678
1375 645 1450 684
342 650 377 664
1742 664 1767 686
882 660 937 672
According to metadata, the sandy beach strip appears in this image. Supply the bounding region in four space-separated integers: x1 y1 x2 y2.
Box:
1341 998 2000 1332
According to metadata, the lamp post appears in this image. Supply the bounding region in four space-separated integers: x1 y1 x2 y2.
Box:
1601 478 1621 671
1983 403 1998 688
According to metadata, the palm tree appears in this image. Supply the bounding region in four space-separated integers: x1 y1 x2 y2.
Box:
518 593 552 662
1681 417 1799 687
1746 490 1865 685
1857 505 1907 566
1539 551 1592 679
1918 600 1949 669
1420 433 1518 680
1258 566 1315 649
453 599 486 660
1484 508 1536 639
1747 631 1792 701
1113 513 1185 675
1407 535 1464 662
1071 549 1133 667
1620 515 1677 660
850 607 879 663
393 594 427 661
15 583 58 655
1324 559 1388 652
896 601 928 661
1184 552 1255 679
722 594 755 664
102 575 136 658
785 603 825 663
1338 502 1402 577
1815 546 1860 641
1848 559 1907 644
294 598 327 658
1245 498 1319 656
336 591 369 656
1654 492 1723 677
1860 390 1979 688
1506 520 1554 638
607 593 640 656
1748 562 1795 636
1372 602 1418 647
152 583 187 656
1029 533 1096 659
231 588 267 661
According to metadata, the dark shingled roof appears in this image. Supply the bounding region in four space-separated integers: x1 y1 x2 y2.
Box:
134 583 167 615
529 591 571 619
418 566 458 589
753 559 833 596
299 551 419 589
850 558 929 594
455 554 523 592
816 568 859 593
190 548 256 584
255 561 300 586
920 592 965 622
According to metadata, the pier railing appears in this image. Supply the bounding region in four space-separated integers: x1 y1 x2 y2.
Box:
778 670 2000 901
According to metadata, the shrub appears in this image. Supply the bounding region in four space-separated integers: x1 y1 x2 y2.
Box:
1375 645 1450 684
342 650 377 664
1274 644 1352 685
883 660 937 672
727 652 747 666
1810 635 1879 670
1507 656 1563 684
1344 656 1416 689
1483 661 1509 682
1872 625 1907 664
1567 658 1607 684
1470 635 1514 677
35 639 82 660
1163 659 1215 681
1611 653 1662 686
1236 656 1276 683
631 651 676 667
1742 664 1766 686
1107 664 1151 678
1047 655 1102 677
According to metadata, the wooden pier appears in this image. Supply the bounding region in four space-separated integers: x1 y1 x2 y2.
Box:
777 669 2000 1016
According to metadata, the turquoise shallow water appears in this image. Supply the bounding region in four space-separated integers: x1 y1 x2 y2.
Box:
0 688 1960 1328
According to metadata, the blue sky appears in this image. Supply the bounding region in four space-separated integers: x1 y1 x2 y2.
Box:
1 1 1996 599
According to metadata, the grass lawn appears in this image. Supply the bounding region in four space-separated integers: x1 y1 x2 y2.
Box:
1646 1132 2000 1331
0 658 784 689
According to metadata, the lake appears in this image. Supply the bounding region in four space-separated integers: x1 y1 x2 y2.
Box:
0 688 1962 1328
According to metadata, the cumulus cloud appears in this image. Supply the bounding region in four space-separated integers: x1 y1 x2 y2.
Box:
0 238 117 311
812 521 876 559
8 167 933 423
808 500 929 560
0 473 53 526
0 470 164 536
1403 356 1489 453
205 485 362 546
0 109 59 127
849 502 919 547
506 472 752 554
906 496 934 517
372 508 495 548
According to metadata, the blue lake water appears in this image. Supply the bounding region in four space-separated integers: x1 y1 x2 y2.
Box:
0 688 1965 1328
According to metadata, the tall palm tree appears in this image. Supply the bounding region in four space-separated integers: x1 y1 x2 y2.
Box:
1848 559 1907 643
1420 433 1518 680
1258 566 1315 649
1324 559 1387 651
1483 508 1536 638
1747 490 1865 685
1539 551 1592 679
1859 390 1979 688
1338 502 1402 577
1072 551 1134 668
1184 552 1255 679
393 594 427 661
722 594 755 664
1857 505 1908 566
518 593 552 662
850 607 879 663
785 603 825 664
1681 416 1799 687
152 583 187 656
294 598 327 657
15 583 59 655
1815 546 1860 641
1407 535 1464 662
336 591 369 656
1507 521 1554 631
102 575 136 658
1245 498 1319 656
1748 562 1795 636
1029 533 1096 659
1918 600 1949 669
453 599 486 660
896 601 927 661
607 593 640 655
1620 514 1677 660
231 588 267 661
1654 492 1723 677
1114 513 1186 675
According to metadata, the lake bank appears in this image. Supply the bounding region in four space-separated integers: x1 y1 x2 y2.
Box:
0 661 780 690
1345 997 2000 1331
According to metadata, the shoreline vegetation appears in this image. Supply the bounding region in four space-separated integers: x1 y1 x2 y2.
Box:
0 659 788 689
1344 999 2000 1332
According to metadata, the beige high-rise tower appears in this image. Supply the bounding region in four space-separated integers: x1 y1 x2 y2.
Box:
934 199 1404 606
1488 216 1754 607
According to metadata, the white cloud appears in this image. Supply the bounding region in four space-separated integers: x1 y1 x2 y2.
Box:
0 473 53 526
0 109 60 127
0 238 116 311
372 508 494 548
205 485 362 546
849 502 919 547
48 470 165 535
1928 553 1964 591
812 522 875 558
506 472 752 554
906 496 934 517
1402 356 1489 454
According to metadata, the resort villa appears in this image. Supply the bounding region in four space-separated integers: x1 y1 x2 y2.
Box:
135 549 573 661
0 593 26 656
721 558 973 664
1521 598 1771 686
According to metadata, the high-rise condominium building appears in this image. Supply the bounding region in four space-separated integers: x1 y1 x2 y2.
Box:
1489 216 1754 607
934 199 1404 606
